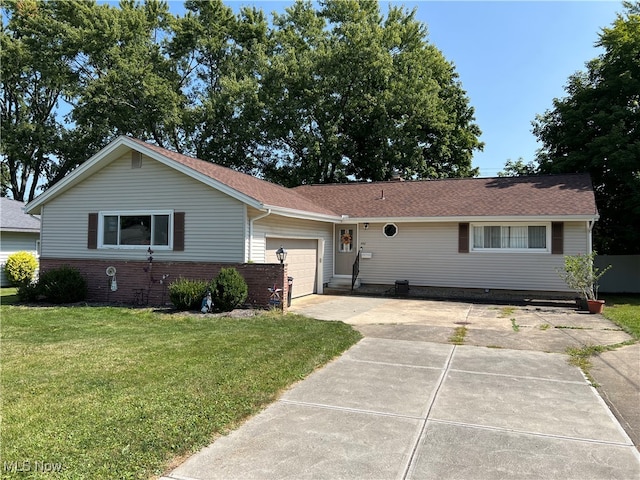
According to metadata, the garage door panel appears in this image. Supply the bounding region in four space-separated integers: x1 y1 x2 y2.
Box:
266 238 318 298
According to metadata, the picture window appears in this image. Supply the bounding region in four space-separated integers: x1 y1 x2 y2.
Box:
472 224 548 251
99 211 172 249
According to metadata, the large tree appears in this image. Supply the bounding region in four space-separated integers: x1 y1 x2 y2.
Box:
2 0 483 199
258 0 482 186
1 0 76 201
533 2 640 254
61 0 185 162
168 0 270 173
1 0 184 200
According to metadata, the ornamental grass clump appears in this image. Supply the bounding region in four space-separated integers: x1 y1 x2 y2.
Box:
211 267 248 312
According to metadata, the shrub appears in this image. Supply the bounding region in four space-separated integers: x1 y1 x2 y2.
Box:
38 265 88 304
556 252 612 301
168 278 208 311
17 282 41 302
4 251 38 286
211 268 248 312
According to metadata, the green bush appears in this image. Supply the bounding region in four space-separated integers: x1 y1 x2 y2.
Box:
211 268 248 312
38 265 88 304
4 251 38 286
168 278 208 311
17 282 41 302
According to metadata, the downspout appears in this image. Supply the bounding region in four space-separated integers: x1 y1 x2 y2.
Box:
248 209 271 262
587 219 595 254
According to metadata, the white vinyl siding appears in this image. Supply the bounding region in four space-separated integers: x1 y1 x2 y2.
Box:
39 152 245 262
0 232 40 286
357 221 589 292
250 211 333 287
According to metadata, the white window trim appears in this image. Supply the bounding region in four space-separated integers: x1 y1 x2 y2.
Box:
98 210 174 250
470 222 551 253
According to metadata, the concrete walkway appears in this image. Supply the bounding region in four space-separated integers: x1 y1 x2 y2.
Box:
163 338 639 480
161 296 640 480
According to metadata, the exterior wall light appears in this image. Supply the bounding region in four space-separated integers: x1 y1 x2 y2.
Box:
276 246 287 264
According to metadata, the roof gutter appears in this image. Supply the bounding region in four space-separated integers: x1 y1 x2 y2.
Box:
248 209 271 262
342 214 601 224
262 204 342 222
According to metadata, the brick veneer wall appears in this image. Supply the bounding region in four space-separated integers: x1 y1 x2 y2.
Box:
39 258 289 312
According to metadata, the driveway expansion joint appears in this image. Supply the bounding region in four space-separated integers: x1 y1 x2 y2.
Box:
428 419 637 448
401 344 457 479
448 368 590 385
278 399 426 421
346 357 447 371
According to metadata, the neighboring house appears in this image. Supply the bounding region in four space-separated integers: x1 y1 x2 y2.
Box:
25 136 599 307
1 197 41 287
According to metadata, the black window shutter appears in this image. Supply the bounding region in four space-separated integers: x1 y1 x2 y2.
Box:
458 223 469 253
551 222 564 254
173 212 185 251
88 213 98 249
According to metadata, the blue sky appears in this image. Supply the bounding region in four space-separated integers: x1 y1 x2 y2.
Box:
168 0 622 177
410 1 623 177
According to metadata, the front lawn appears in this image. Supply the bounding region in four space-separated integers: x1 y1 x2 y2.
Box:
1 286 18 305
1 304 361 479
601 294 640 339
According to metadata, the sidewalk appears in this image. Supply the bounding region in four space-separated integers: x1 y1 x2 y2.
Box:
162 338 640 480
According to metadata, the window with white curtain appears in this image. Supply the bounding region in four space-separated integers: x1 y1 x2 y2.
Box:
472 224 548 251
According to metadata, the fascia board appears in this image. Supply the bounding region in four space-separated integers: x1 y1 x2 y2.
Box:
1 227 40 233
263 204 342 223
339 214 600 223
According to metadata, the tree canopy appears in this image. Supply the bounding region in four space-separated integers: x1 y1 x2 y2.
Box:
1 0 483 201
532 2 640 254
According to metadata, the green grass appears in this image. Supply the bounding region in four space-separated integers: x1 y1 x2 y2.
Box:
565 295 639 381
1 287 19 305
1 304 361 479
510 318 520 332
449 326 467 345
566 344 608 370
601 295 640 339
498 306 517 318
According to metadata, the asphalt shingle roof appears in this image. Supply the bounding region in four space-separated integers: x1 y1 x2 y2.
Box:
130 139 597 220
1 197 41 232
293 174 598 218
131 139 338 217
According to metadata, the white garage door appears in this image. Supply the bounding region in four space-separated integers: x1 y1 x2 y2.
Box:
266 238 318 298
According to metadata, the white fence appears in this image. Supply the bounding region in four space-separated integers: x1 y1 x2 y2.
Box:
595 255 640 293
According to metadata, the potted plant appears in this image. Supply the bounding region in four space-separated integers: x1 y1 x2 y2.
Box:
556 252 611 313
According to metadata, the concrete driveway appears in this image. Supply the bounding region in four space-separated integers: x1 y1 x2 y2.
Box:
162 295 640 480
288 295 633 352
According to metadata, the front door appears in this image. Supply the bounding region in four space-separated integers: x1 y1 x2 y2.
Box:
335 225 357 275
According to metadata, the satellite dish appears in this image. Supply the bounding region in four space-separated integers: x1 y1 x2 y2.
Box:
106 266 117 277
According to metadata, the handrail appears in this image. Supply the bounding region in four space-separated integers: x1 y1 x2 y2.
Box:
351 249 361 291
